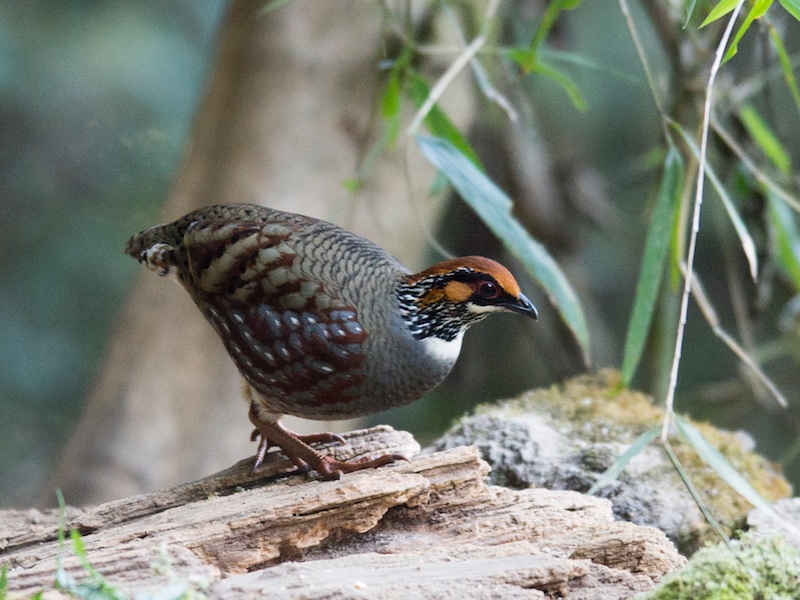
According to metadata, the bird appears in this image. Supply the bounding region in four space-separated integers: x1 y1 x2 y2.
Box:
126 203 538 480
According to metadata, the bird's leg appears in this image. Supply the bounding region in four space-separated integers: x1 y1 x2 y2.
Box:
249 424 346 472
247 404 406 480
243 381 346 472
250 427 346 447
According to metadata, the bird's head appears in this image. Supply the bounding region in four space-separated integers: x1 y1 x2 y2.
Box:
397 256 538 342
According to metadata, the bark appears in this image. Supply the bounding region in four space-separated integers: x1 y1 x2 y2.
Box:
3 430 685 599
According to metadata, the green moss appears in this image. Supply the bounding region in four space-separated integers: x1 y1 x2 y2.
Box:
472 370 792 549
641 534 800 599
501 371 788 489
483 370 667 442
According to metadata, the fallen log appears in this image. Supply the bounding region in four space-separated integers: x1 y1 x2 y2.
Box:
1 426 684 599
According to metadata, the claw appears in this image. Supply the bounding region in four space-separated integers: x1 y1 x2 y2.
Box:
314 452 409 480
248 404 405 479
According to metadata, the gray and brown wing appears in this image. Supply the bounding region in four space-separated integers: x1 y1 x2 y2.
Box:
181 218 369 416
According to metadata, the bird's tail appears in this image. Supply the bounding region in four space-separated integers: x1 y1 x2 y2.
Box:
125 204 280 277
125 220 190 277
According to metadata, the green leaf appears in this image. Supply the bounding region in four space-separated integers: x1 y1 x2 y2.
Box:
621 148 684 386
701 0 741 27
538 46 642 87
416 135 591 361
739 105 791 175
587 426 661 495
349 53 409 190
779 0 800 20
716 183 759 280
532 60 587 111
723 0 773 62
505 47 529 69
71 529 91 569
674 415 800 538
673 123 759 280
515 0 582 72
768 25 800 116
407 71 482 168
55 489 76 591
767 194 800 290
684 0 699 27
259 0 294 15
52 490 125 600
342 178 361 193
381 72 401 119
380 70 403 146
0 565 7 600
668 176 685 290
700 0 741 26
507 45 642 89
662 440 734 546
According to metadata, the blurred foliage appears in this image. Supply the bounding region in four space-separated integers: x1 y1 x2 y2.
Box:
370 0 800 497
0 0 226 506
2 0 800 511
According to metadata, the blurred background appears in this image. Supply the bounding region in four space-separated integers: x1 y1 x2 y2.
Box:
0 0 226 505
1 0 799 508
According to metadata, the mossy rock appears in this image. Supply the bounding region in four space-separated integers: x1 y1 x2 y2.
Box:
640 533 800 599
434 370 791 554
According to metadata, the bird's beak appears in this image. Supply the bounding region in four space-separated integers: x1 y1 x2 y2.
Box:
505 292 539 320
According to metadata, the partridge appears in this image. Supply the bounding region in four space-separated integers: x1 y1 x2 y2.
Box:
126 204 537 479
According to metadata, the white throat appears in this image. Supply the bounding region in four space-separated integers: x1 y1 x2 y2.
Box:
420 330 465 364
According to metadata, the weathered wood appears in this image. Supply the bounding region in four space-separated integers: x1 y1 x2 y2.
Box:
5 426 419 551
1 427 684 599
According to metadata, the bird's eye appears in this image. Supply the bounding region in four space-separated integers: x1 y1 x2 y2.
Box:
476 280 499 299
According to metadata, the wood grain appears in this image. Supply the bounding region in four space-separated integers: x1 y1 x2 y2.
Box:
2 427 684 599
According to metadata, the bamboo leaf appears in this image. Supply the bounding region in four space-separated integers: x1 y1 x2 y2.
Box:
507 45 642 90
587 426 661 495
768 25 800 116
349 52 413 191
739 105 792 175
675 415 800 538
779 0 800 20
767 194 800 290
532 60 588 111
674 124 759 279
668 175 686 290
259 0 294 15
538 46 642 87
515 0 582 72
621 148 684 386
407 71 482 168
381 70 403 143
712 176 758 280
723 0 774 62
663 440 733 546
701 0 741 27
684 0 699 27
416 135 591 361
